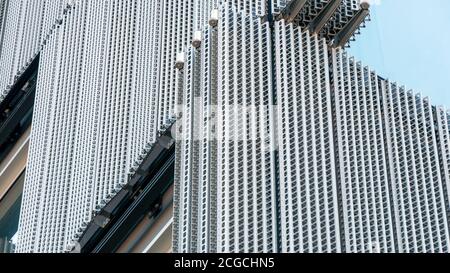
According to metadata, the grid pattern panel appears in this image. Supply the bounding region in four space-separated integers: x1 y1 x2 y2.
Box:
0 0 71 103
174 5 278 253
13 0 450 254
382 81 450 253
16 0 164 253
217 6 277 253
275 20 340 253
0 0 7 46
435 107 450 232
332 50 396 253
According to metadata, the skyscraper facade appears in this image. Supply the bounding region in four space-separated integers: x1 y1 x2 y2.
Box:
0 0 71 103
173 1 450 253
15 0 169 253
0 0 448 253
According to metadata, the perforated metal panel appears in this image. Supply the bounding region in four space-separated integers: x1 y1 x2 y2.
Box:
0 0 72 104
174 6 450 253
380 81 450 252
16 0 166 253
13 0 450 254
275 20 341 253
332 50 396 253
174 5 277 253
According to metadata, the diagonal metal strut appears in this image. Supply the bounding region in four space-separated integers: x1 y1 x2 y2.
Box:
309 0 343 34
331 1 370 48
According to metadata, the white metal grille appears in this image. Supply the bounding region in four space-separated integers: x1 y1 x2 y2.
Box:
12 0 450 254
275 20 341 253
16 0 165 253
0 0 72 103
174 5 278 253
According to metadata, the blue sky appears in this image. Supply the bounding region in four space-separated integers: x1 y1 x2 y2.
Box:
348 0 450 108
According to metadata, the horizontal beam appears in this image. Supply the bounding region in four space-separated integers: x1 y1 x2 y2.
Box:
92 154 174 253
75 127 176 253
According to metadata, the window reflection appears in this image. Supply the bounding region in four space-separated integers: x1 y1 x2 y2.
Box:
0 172 24 253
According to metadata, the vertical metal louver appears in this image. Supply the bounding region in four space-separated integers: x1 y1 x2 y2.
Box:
380 80 450 252
332 50 396 253
16 0 167 253
174 4 278 253
12 0 450 254
275 20 341 253
0 0 72 103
